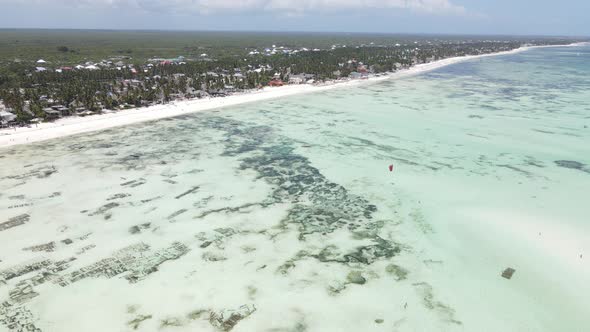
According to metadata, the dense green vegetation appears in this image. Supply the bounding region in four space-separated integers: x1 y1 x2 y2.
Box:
1 29 582 65
0 29 586 125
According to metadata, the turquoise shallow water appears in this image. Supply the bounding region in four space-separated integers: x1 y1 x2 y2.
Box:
1 46 589 331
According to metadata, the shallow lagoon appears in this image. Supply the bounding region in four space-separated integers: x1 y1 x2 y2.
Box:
1 46 589 331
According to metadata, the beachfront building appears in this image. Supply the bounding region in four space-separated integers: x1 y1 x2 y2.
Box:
42 108 60 120
268 79 284 87
288 74 315 85
288 75 305 85
0 110 17 126
52 105 70 116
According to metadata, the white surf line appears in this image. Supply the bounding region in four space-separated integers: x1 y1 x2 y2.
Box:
0 43 584 148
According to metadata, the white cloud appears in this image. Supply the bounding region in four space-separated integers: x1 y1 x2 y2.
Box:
8 0 468 16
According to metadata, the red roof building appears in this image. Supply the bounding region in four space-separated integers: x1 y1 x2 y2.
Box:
268 79 284 87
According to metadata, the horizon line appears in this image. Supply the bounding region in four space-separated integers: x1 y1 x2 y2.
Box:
0 27 588 39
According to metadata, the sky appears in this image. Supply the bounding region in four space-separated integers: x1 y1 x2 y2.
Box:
0 0 588 36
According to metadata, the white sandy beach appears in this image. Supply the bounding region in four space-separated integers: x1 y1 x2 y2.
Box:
0 43 585 148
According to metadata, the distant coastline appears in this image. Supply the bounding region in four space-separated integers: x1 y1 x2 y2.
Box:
0 42 586 148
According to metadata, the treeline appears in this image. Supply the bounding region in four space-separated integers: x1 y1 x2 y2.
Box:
0 39 574 123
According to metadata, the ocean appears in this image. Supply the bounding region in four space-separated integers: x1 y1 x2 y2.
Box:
1 45 589 331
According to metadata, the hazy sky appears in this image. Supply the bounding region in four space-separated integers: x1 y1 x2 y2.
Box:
0 0 588 36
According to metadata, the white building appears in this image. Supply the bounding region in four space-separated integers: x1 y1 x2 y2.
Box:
289 76 304 85
0 110 17 124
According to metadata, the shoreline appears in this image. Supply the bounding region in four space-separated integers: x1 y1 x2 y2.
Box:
0 42 586 148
